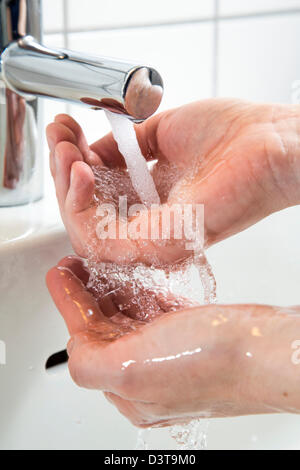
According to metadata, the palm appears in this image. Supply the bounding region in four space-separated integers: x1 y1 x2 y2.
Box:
46 99 298 263
47 256 275 427
147 99 298 245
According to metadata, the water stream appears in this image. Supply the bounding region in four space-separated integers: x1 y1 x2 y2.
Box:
88 111 217 449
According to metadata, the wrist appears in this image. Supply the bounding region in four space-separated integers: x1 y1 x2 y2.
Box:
236 307 300 414
265 104 300 206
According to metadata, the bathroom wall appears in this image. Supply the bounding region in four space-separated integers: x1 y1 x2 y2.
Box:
42 0 300 137
42 0 300 308
33 2 300 450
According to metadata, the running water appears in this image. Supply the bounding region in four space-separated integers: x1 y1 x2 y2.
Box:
87 111 217 449
105 111 160 207
104 110 217 305
194 249 217 304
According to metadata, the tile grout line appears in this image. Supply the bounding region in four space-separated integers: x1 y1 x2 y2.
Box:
44 7 300 36
63 0 71 115
62 0 69 49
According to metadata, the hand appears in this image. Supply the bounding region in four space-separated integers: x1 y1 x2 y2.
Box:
47 256 300 427
46 99 300 265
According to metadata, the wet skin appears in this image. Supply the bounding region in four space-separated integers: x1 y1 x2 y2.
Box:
46 99 300 265
46 99 300 426
47 256 300 427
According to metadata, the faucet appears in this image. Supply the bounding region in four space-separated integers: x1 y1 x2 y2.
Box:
0 0 163 206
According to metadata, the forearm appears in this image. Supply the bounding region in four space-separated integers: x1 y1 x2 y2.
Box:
235 305 300 414
182 303 300 417
134 303 300 418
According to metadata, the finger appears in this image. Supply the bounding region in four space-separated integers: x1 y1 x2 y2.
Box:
66 161 95 214
108 262 198 320
54 141 84 205
134 112 164 160
84 269 120 318
55 257 120 319
66 302 249 393
104 392 174 428
55 114 102 166
89 113 163 169
46 122 77 154
134 103 216 168
46 122 77 178
46 264 108 335
98 295 119 318
111 280 164 321
57 255 90 285
103 392 149 427
90 132 126 168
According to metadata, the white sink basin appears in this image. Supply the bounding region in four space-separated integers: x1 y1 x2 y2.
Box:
1 196 300 449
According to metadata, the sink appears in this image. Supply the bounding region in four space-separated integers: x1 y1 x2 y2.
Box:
1 195 300 449
0 204 40 243
0 196 140 450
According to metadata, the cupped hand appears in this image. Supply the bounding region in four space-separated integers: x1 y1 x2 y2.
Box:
46 99 300 265
46 257 300 427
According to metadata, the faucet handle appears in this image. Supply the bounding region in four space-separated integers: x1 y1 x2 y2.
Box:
18 36 67 60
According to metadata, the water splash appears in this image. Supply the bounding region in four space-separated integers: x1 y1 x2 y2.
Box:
170 419 210 450
135 428 152 450
194 250 217 304
87 256 207 323
87 112 218 449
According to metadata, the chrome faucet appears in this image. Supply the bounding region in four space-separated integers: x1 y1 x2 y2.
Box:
0 0 163 206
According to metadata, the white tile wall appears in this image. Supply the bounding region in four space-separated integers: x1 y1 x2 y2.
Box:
217 14 300 102
42 34 67 123
41 1 300 112
219 0 300 16
67 0 215 30
209 205 300 306
43 0 64 33
42 34 67 195
40 1 300 176
37 1 300 450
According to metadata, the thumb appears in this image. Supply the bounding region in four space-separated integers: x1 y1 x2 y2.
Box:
46 260 110 335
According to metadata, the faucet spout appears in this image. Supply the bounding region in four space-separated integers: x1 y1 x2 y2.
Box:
0 0 163 207
2 35 163 122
